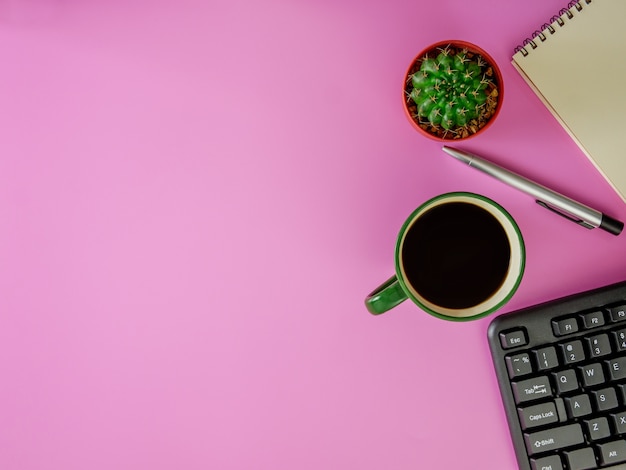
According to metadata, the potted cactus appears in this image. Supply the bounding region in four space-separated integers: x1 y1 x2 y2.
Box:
403 40 503 140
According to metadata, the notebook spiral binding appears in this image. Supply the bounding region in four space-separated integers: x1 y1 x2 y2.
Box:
514 0 592 57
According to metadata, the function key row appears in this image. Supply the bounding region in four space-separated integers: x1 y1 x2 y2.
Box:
553 304 626 337
498 304 626 351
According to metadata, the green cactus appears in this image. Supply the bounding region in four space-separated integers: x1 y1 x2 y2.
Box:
407 46 496 133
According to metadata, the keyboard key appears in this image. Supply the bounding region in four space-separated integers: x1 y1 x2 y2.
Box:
598 440 626 466
585 416 611 441
554 397 567 422
500 329 528 349
564 446 597 470
518 401 559 430
565 393 592 418
506 352 533 378
618 384 626 404
607 357 626 381
588 333 612 357
582 310 605 329
614 329 626 352
553 369 580 394
530 454 562 470
524 423 584 455
609 304 626 322
535 346 559 370
512 375 552 404
562 340 586 364
612 411 626 434
593 387 619 412
580 363 606 387
553 317 579 336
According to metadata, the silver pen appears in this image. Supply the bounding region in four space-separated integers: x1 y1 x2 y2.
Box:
442 146 624 236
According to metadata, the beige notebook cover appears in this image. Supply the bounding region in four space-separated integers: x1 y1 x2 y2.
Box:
512 0 626 203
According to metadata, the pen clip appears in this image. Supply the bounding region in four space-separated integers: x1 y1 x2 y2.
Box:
536 200 595 229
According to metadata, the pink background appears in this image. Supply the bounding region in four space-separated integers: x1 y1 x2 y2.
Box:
1 1 625 468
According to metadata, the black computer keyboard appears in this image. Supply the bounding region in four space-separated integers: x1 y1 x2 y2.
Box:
488 281 626 470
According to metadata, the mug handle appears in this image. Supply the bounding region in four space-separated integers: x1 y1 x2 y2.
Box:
365 276 408 315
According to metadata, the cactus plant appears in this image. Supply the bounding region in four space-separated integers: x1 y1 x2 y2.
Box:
403 42 502 140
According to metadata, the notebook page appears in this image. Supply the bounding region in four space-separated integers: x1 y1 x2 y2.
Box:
512 0 626 202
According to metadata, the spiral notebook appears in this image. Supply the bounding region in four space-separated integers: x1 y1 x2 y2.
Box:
512 0 626 203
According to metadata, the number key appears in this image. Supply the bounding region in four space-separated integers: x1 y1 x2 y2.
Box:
614 329 626 352
588 333 612 357
535 346 559 370
561 340 585 364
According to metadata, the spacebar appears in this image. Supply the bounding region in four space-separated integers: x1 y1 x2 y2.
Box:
524 423 584 455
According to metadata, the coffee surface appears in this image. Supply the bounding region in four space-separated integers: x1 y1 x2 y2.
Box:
401 202 511 309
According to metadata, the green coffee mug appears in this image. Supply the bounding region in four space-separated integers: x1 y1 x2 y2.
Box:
365 192 525 321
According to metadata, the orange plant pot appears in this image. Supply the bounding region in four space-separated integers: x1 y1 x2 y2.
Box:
402 40 504 141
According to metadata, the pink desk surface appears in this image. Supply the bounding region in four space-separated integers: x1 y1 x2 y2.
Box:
1 1 625 469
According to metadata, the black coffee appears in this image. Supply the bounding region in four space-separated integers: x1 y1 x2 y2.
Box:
401 202 511 309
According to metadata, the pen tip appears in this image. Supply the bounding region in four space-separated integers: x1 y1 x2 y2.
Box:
441 145 473 164
441 145 459 157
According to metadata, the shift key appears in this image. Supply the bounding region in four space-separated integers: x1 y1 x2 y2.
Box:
524 423 584 455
